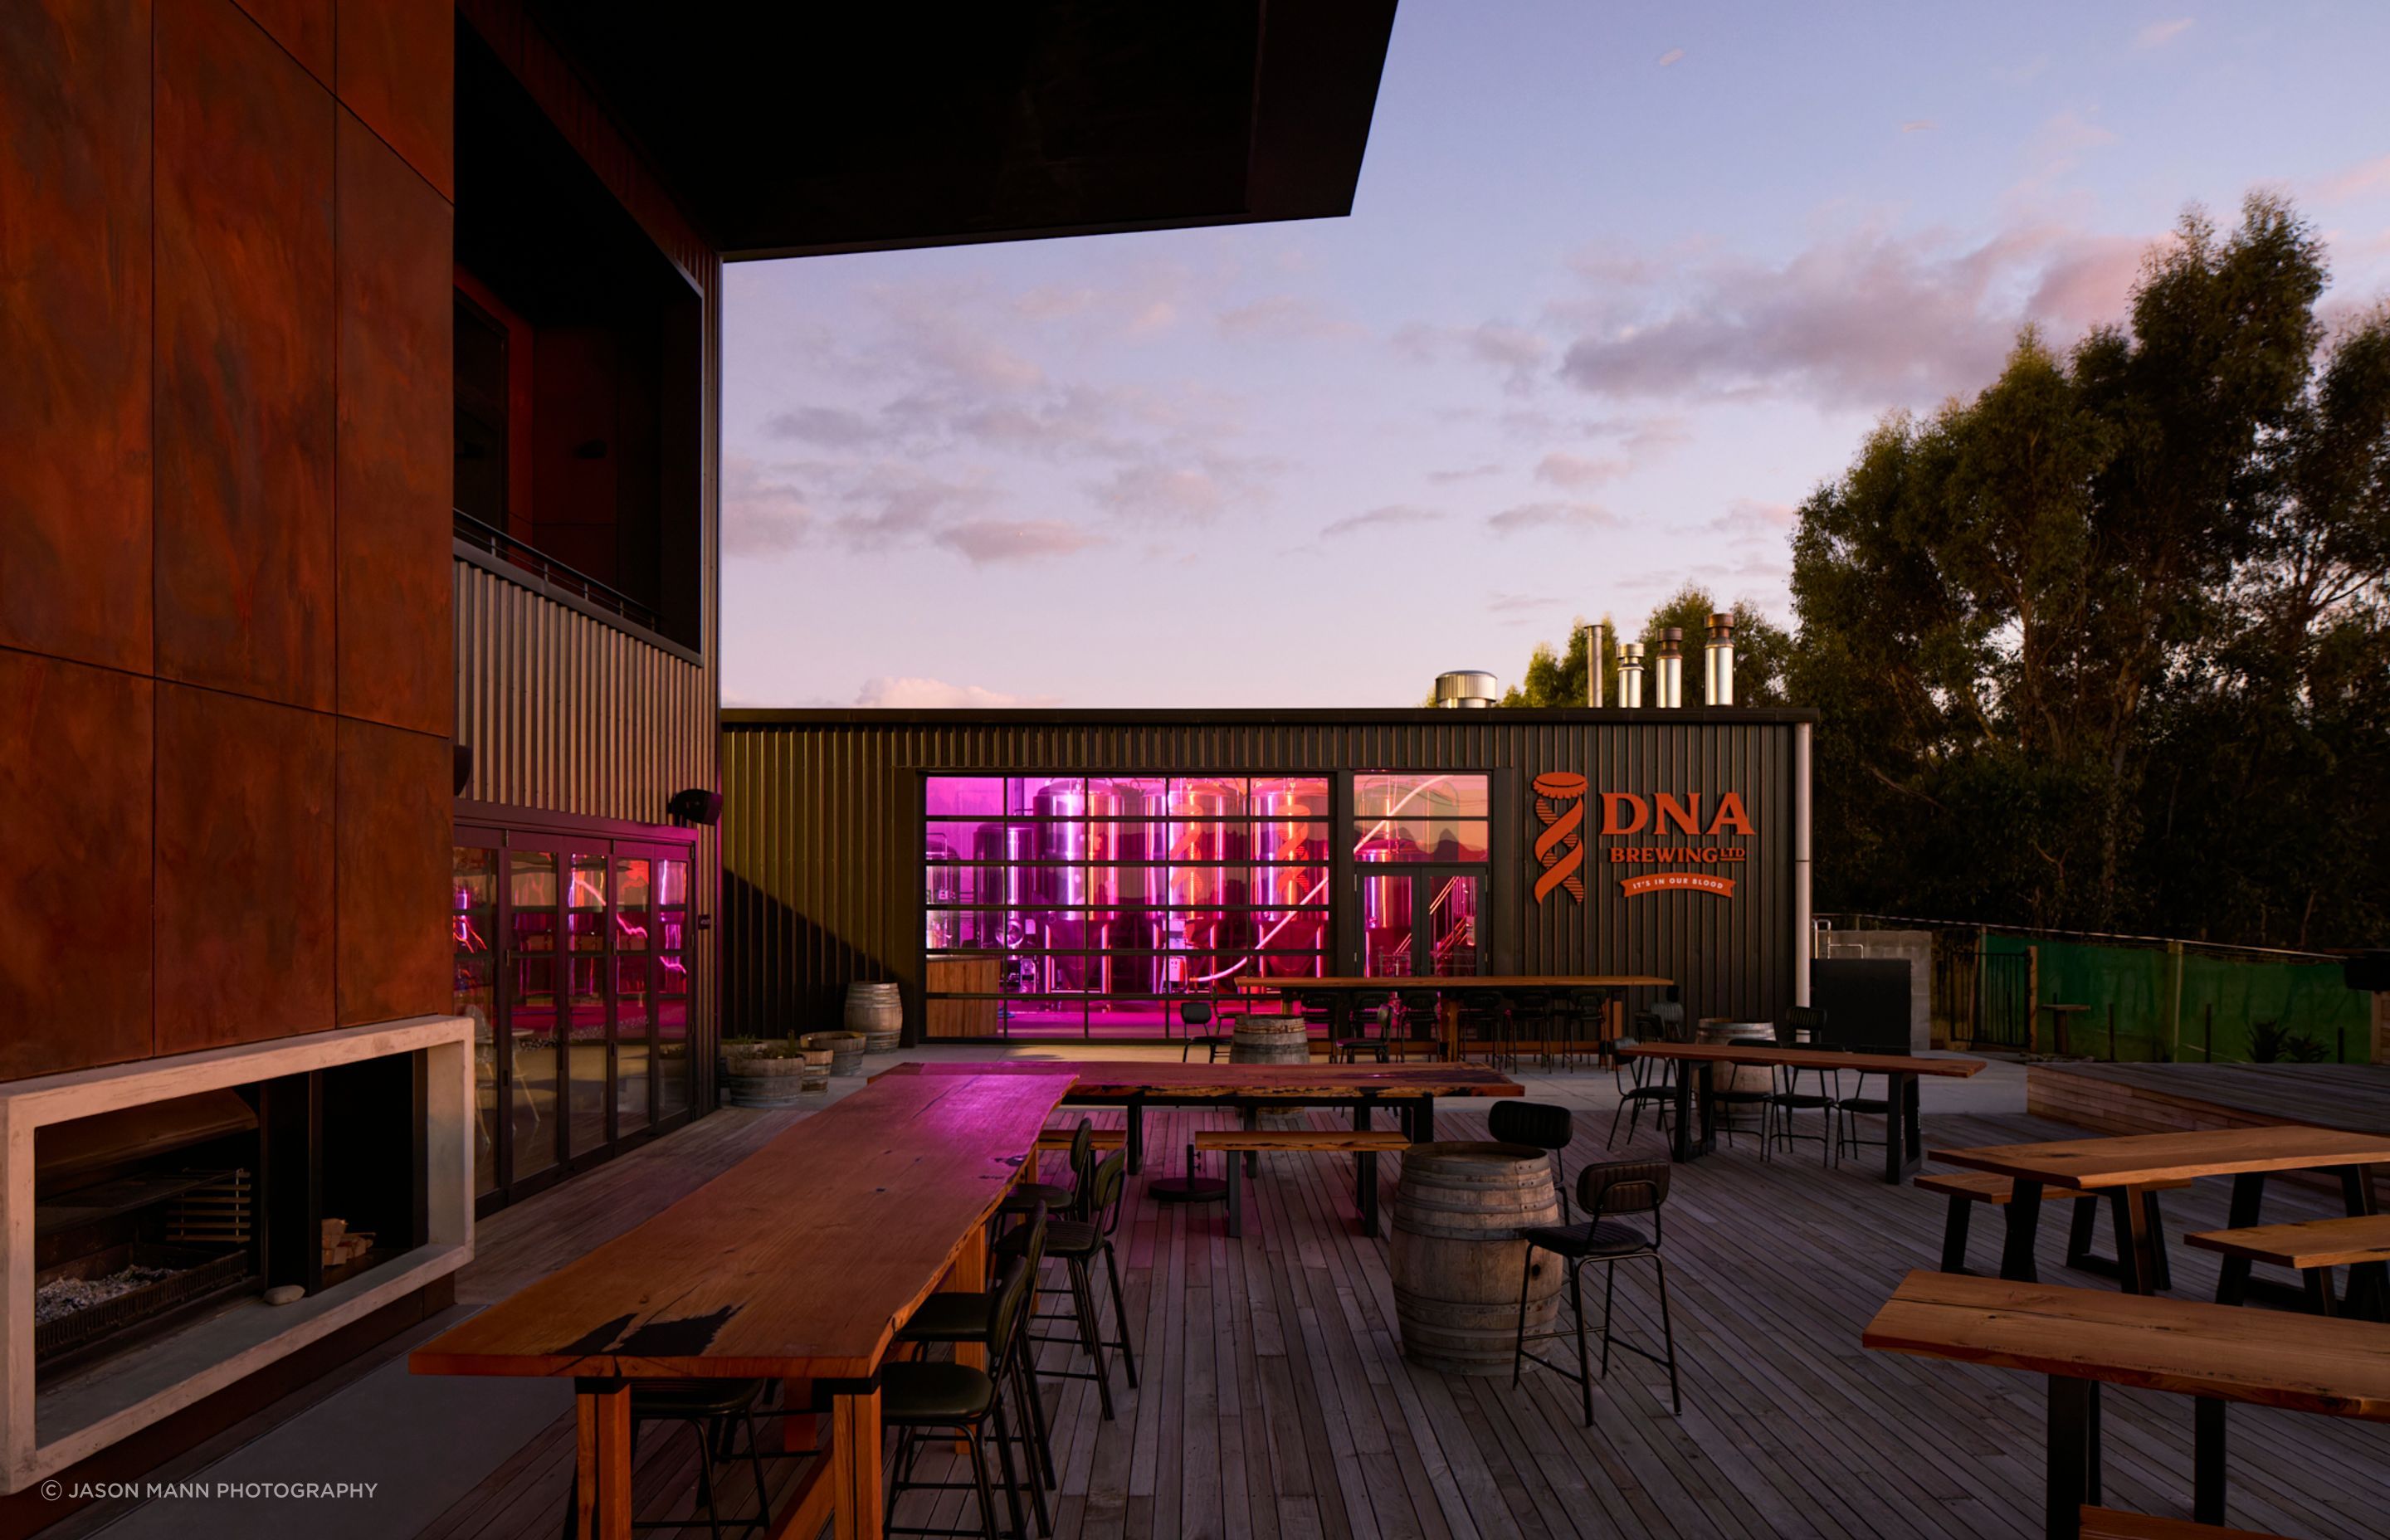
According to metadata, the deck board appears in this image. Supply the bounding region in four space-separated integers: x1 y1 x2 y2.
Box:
419 1084 2386 1540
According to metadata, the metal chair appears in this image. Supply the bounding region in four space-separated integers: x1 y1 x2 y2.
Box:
1489 1100 1576 1220
1178 997 1228 1063
1511 1158 1681 1424
885 1206 1047 1540
1333 991 1393 1063
1392 987 1442 1061
1605 1003 1685 1149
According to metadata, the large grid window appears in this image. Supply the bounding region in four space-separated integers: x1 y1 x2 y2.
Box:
924 775 1331 1036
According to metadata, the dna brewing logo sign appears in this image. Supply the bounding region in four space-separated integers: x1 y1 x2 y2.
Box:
1530 772 1588 904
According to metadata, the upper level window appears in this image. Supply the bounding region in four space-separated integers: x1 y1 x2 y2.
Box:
451 28 701 651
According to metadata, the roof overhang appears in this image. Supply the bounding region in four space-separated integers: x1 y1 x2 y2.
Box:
530 1 1400 261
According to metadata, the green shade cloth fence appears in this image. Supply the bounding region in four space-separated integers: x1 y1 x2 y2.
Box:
1983 933 2373 1065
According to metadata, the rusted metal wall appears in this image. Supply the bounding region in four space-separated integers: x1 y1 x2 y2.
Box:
720 709 1811 1041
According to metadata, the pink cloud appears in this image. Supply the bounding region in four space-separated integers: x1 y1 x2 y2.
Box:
934 519 1103 564
2134 18 2194 50
1534 451 1629 489
854 675 1060 709
1487 500 1617 535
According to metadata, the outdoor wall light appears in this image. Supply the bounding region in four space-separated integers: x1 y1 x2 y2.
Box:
667 787 722 826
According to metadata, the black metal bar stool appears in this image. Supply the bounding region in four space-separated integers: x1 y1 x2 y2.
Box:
1002 1148 1139 1420
884 1206 1048 1540
1178 997 1228 1063
1489 1100 1576 1220
1511 1158 1681 1423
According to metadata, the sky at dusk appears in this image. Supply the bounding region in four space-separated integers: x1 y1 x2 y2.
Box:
719 2 2390 709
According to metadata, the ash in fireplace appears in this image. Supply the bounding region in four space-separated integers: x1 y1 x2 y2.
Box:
35 1265 181 1324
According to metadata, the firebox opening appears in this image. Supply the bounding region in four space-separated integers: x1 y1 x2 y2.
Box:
33 1089 262 1379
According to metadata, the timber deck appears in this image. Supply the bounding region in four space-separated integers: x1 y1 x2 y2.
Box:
2028 1060 2390 1140
416 1084 2384 1540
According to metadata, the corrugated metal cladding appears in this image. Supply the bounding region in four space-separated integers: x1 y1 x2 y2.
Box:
454 559 721 1047
719 709 1812 1041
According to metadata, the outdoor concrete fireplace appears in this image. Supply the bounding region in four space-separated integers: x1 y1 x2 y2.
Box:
0 1018 473 1493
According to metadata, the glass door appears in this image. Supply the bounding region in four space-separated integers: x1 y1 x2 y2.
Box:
1356 868 1484 977
451 840 500 1198
655 855 693 1120
457 827 700 1213
505 847 563 1182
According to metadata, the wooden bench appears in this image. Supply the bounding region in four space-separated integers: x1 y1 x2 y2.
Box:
1191 1128 1410 1239
1031 1126 1127 1184
2078 1504 2290 1539
1916 1170 2188 1287
2184 1213 2390 1319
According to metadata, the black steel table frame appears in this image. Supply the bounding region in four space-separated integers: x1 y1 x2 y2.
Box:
1998 1162 2387 1309
1085 1090 1436 1176
2044 1375 2228 1539
1662 1060 1924 1184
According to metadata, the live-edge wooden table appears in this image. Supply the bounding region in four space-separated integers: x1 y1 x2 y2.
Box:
1865 1268 2390 1538
1929 1124 2390 1298
411 1070 1075 1540
872 1059 1521 1186
1294 975 1673 1059
1617 1041 1985 1183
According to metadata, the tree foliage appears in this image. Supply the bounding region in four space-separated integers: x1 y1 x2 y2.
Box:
1495 194 2390 948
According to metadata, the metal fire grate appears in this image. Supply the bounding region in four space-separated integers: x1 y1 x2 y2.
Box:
35 1245 253 1366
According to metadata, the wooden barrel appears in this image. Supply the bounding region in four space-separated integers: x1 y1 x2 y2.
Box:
1232 1015 1311 1065
1233 1014 1311 1128
844 982 904 1053
1389 1142 1563 1375
1695 1020 1776 1098
800 1031 866 1078
723 1050 823 1108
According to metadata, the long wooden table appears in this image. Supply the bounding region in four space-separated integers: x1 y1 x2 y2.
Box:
1930 1123 2390 1298
1293 975 1675 1058
1617 1041 1985 1183
411 1071 1075 1540
1862 1269 2390 1538
873 1059 1521 1172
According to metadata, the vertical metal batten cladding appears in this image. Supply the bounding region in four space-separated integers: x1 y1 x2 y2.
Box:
719 709 1812 1040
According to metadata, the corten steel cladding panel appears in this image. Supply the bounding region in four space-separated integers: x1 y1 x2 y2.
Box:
154 0 339 711
719 710 1810 1041
0 653 154 1078
0 0 154 675
335 110 453 738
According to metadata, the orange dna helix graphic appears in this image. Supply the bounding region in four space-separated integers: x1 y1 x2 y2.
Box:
1532 772 1588 904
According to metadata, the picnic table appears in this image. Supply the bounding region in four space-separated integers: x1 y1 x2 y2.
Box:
411 1071 1074 1540
1292 975 1673 1058
1929 1124 2390 1296
1616 1040 1985 1183
873 1059 1521 1174
1863 1268 2390 1539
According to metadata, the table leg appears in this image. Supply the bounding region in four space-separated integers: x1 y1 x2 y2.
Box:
1695 1064 1716 1156
1242 1103 1260 1177
1669 1062 1695 1162
2046 1375 2092 1540
2335 1165 2388 1319
1881 1074 1910 1185
1417 1095 1436 1143
1226 1151 1242 1239
2115 1187 2163 1297
2193 1396 2226 1525
2214 1173 2267 1305
1441 998 1461 1063
939 1226 990 1370
1360 1148 1379 1237
2002 1181 2046 1283
574 1380 631 1540
831 1386 885 1540
1354 1098 1373 1211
